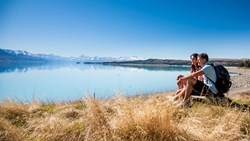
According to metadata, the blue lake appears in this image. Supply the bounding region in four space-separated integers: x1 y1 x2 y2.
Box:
0 63 190 102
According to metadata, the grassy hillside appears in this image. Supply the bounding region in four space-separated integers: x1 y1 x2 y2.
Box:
0 94 249 141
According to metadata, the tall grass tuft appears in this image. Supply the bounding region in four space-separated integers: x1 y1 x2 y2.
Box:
108 95 198 140
0 118 24 141
0 100 29 127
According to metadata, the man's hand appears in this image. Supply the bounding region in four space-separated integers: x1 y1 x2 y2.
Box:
177 77 184 86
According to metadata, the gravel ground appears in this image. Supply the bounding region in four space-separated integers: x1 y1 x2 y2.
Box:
226 67 250 100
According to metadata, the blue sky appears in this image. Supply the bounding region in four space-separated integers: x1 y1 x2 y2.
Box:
1 0 250 59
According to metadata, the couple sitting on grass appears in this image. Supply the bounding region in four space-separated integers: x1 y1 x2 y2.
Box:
172 53 225 107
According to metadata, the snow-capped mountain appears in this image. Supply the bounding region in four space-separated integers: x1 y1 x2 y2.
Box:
117 56 146 61
3 49 35 56
75 55 146 62
0 48 70 63
75 55 116 62
34 54 71 61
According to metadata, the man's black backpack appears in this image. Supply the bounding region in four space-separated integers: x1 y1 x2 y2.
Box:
208 64 232 94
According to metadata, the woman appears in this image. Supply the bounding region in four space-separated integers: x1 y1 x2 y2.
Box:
177 53 202 89
171 53 202 100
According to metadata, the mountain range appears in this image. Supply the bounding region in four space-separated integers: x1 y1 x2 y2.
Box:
0 48 146 63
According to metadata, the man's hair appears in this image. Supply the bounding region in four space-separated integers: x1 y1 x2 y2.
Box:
190 53 198 59
198 53 209 62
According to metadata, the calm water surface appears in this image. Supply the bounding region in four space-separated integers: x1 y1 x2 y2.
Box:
0 64 190 102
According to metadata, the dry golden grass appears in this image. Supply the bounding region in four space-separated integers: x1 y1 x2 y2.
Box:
0 93 249 141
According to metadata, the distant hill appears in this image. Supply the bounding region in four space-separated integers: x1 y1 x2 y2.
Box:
102 59 189 66
210 58 241 66
101 58 241 66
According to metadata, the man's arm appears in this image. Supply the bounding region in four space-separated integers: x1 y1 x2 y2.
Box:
178 70 205 82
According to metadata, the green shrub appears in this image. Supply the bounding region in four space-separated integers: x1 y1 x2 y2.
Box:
239 59 250 68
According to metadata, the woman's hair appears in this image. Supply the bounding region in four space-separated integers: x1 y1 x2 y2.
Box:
190 53 199 72
190 53 198 60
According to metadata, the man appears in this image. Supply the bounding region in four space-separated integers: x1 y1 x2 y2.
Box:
175 53 218 107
